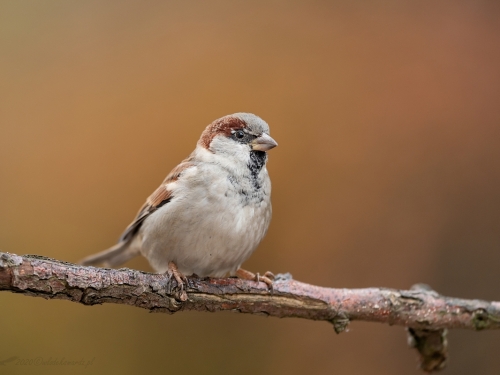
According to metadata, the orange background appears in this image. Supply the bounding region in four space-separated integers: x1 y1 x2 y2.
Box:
1 1 499 374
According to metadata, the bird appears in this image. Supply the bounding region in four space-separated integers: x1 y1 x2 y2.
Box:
80 113 277 294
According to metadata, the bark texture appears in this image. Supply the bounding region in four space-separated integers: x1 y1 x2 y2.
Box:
1 252 499 372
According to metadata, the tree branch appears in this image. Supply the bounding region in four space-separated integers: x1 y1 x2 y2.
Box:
1 252 499 372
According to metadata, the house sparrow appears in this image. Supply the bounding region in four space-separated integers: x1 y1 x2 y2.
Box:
80 113 277 294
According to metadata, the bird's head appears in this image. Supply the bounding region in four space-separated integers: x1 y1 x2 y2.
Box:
198 113 277 170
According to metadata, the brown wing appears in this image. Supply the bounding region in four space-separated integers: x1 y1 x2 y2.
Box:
118 159 195 243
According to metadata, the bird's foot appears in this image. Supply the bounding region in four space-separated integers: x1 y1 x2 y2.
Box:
236 268 275 291
165 261 188 301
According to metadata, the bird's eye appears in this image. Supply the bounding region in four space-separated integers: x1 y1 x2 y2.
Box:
234 130 245 139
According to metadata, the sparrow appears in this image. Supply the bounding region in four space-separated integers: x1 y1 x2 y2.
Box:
80 113 277 293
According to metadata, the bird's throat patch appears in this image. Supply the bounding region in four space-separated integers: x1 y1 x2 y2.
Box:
248 151 267 189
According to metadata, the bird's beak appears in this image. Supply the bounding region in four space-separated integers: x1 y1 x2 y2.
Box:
251 133 278 151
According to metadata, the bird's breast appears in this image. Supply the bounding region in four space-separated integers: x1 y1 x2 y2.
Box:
139 165 272 277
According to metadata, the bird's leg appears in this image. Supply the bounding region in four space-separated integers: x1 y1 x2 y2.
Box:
165 261 188 301
167 261 188 289
236 268 275 291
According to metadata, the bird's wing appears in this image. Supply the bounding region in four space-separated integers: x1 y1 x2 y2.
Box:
119 158 195 242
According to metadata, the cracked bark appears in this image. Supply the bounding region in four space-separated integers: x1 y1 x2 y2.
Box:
1 252 499 372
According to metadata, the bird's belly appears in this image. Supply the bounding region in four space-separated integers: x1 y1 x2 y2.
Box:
139 194 271 277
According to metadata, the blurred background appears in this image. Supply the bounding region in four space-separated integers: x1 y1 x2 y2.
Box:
1 1 499 374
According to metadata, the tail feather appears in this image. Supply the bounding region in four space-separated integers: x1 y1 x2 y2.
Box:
80 240 140 268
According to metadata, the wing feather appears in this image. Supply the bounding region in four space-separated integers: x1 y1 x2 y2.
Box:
119 158 194 242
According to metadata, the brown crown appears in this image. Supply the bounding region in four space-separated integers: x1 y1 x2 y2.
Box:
198 116 247 150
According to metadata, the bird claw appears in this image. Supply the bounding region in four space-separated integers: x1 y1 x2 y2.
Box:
263 271 275 281
236 268 275 292
256 273 274 292
165 262 188 301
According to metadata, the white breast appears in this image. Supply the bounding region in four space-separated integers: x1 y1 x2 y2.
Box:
138 162 272 277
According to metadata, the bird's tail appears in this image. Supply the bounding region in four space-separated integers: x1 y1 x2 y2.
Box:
80 240 140 268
